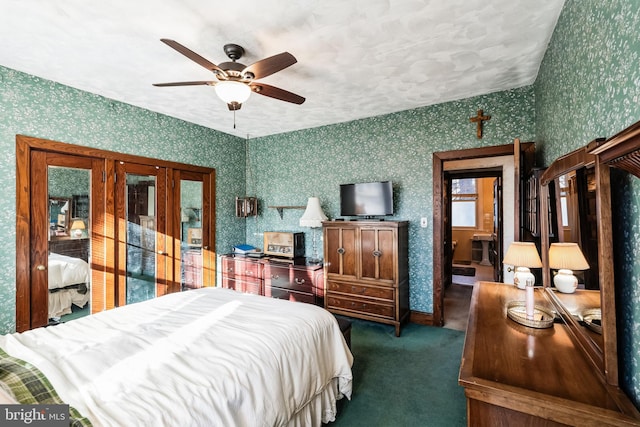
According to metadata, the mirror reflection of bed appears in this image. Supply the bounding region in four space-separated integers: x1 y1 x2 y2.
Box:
48 238 91 324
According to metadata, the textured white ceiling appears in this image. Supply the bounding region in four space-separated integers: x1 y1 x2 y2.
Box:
0 0 564 138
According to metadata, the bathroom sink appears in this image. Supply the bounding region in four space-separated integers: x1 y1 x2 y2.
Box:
473 233 494 241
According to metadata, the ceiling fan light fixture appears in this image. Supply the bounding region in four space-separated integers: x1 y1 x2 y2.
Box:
215 80 251 104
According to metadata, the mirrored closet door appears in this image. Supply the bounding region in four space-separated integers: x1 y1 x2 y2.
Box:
16 135 216 332
48 164 92 323
116 162 167 306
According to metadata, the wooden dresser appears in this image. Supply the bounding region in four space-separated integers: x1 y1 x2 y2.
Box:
219 254 324 307
459 281 640 426
49 237 90 261
220 254 263 295
322 220 409 336
182 249 203 290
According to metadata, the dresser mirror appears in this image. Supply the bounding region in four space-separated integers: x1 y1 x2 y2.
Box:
49 197 71 238
539 143 617 385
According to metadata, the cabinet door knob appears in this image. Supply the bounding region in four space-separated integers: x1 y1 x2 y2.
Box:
373 250 382 257
36 265 46 271
337 247 345 255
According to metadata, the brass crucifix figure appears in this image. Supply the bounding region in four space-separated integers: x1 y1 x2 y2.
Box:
470 109 491 139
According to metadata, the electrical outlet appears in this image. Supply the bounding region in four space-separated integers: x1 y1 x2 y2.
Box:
420 217 428 228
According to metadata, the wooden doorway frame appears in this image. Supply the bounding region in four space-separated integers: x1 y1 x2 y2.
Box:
432 142 532 326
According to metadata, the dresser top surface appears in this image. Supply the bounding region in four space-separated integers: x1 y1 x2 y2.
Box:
460 281 638 418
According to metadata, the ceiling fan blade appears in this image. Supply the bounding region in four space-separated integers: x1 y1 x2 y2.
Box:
250 83 305 104
243 52 297 80
152 81 214 87
160 39 227 77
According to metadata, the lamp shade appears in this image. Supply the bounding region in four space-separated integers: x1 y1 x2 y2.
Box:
70 219 85 230
70 218 85 238
549 243 589 270
503 242 542 268
299 197 328 228
214 81 251 104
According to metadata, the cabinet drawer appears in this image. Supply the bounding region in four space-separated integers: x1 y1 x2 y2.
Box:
265 264 315 293
326 295 394 319
267 286 316 304
183 268 202 289
221 278 261 295
265 264 291 288
326 280 394 301
224 258 262 279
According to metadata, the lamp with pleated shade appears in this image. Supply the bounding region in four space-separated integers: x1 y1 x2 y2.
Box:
549 242 589 293
299 197 328 264
503 241 542 290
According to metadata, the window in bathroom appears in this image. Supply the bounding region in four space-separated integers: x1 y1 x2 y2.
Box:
451 178 478 227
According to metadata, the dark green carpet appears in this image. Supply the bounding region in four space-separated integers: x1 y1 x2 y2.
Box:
332 320 467 427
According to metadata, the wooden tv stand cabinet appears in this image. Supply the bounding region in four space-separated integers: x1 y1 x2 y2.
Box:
322 220 409 336
459 281 640 426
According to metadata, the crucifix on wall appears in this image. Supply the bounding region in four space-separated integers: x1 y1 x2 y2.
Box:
470 109 491 139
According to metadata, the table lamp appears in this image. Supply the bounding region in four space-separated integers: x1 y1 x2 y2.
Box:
503 241 543 290
548 242 589 293
299 197 327 264
504 242 550 325
70 218 86 238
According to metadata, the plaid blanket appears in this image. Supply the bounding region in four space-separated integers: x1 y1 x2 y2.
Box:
0 348 92 427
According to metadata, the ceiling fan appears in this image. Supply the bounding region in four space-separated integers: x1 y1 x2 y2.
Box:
153 39 305 111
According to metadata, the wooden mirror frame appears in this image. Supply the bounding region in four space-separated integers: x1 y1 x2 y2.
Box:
539 144 618 385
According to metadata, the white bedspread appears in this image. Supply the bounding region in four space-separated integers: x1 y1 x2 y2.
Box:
0 288 353 427
48 252 90 290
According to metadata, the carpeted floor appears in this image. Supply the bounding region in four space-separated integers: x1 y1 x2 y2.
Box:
331 320 467 427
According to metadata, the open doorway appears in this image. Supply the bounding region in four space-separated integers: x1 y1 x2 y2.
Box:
432 141 532 328
444 172 502 331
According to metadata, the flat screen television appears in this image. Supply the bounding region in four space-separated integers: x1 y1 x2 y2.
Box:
340 181 393 217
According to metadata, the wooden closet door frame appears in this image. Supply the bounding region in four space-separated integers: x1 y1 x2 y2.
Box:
16 138 107 331
16 135 216 332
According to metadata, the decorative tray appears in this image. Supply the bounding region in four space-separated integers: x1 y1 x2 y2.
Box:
506 301 555 329
581 308 602 334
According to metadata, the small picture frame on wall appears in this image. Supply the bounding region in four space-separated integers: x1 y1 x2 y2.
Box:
236 196 258 217
187 228 202 247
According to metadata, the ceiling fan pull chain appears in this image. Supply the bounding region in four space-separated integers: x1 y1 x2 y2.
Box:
233 110 236 129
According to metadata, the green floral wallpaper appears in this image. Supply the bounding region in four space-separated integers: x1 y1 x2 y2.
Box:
245 87 535 314
0 65 246 333
3 0 639 409
534 0 640 407
0 63 536 332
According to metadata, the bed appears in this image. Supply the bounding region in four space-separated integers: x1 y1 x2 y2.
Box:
0 287 353 426
48 252 91 319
